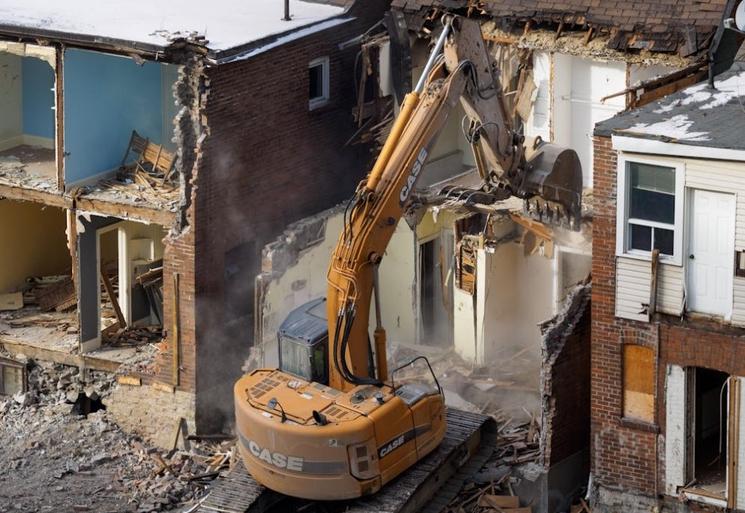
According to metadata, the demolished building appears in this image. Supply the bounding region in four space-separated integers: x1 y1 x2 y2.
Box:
252 1 742 511
591 41 745 512
0 0 388 445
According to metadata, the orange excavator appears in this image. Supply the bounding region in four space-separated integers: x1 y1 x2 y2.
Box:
234 16 582 501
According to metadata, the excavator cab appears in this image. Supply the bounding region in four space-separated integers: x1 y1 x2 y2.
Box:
277 298 329 384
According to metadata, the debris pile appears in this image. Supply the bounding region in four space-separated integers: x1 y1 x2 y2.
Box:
0 357 228 512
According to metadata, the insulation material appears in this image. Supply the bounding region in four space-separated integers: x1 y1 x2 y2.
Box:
0 42 55 67
623 344 655 422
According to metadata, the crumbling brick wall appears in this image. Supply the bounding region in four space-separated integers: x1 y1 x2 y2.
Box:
542 286 591 468
193 0 389 432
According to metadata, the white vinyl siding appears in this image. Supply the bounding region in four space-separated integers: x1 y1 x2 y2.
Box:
615 257 684 321
614 152 745 325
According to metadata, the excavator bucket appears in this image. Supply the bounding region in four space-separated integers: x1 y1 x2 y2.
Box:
519 138 583 230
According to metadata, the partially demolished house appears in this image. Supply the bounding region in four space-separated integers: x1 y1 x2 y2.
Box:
0 0 387 444
254 1 739 511
591 41 745 512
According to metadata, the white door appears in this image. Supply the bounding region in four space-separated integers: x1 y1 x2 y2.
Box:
687 189 735 317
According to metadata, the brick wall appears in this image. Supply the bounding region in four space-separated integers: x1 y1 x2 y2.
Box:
544 295 591 467
193 0 389 431
591 134 745 507
591 135 659 496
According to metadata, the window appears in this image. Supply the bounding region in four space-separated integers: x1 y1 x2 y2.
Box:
623 344 655 423
308 57 330 110
617 156 684 263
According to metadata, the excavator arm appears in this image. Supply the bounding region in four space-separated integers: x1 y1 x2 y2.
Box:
326 16 582 392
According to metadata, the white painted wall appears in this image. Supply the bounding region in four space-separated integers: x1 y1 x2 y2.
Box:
0 53 22 150
260 211 417 366
614 154 745 326
665 364 687 496
526 51 551 141
553 54 626 188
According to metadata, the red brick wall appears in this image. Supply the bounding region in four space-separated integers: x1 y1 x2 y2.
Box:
193 1 389 431
591 135 659 496
545 297 591 467
591 134 745 502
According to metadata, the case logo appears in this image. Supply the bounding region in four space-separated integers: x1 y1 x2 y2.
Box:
247 439 304 472
399 148 429 204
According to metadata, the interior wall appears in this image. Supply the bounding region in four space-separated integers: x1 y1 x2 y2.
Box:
22 57 55 141
0 200 70 293
63 49 170 184
0 53 22 149
552 54 626 188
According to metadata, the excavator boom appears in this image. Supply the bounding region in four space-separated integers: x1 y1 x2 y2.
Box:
234 15 583 502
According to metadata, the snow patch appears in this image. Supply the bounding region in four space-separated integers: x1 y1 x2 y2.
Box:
654 70 745 114
0 0 345 52
625 114 710 142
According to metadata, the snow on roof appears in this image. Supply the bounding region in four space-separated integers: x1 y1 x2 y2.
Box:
595 62 745 151
0 0 346 53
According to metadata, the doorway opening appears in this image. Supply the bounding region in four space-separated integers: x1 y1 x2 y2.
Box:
419 236 453 347
692 367 729 497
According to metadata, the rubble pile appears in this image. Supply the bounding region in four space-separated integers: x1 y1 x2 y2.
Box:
0 357 227 512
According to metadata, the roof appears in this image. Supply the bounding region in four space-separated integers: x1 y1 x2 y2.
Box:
595 61 745 151
392 0 728 55
0 0 348 58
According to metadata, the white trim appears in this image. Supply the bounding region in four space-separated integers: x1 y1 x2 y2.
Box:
613 135 745 162
616 154 686 266
308 56 330 110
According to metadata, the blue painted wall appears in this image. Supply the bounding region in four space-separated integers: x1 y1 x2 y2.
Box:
22 57 55 139
64 49 164 184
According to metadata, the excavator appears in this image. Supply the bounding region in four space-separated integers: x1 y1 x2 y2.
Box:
234 15 582 502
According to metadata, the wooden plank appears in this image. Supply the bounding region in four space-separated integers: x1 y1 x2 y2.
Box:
0 292 23 311
478 494 520 508
100 269 127 328
117 375 142 386
74 197 175 226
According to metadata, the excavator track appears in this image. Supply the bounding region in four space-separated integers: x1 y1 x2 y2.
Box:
195 409 496 513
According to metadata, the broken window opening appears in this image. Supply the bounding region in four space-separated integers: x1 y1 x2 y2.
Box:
0 51 57 189
309 56 330 110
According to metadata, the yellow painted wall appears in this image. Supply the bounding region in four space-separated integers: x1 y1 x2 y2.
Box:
0 200 70 292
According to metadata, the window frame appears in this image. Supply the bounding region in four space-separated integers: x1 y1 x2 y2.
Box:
308 56 330 110
616 154 685 266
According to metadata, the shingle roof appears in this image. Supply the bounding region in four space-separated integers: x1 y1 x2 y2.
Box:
595 61 745 151
392 0 728 55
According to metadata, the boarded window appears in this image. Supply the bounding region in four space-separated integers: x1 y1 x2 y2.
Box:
623 344 655 422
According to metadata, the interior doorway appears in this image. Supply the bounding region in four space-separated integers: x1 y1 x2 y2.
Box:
419 234 453 347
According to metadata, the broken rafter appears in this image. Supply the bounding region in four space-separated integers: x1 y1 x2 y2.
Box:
600 61 708 103
100 269 127 329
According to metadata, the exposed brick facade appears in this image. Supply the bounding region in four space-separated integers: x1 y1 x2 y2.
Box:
186 1 389 431
591 134 745 509
544 295 591 468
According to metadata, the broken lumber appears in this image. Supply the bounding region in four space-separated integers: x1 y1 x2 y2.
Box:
100 269 126 329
